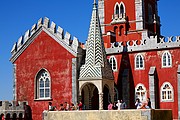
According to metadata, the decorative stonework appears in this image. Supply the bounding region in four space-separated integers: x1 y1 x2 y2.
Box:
106 35 180 54
10 17 81 63
0 101 25 118
78 0 114 110
79 1 113 80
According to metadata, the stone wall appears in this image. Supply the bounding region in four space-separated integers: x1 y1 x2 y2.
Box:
0 101 25 119
43 109 172 120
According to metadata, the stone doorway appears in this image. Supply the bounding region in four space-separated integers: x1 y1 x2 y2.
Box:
81 83 99 110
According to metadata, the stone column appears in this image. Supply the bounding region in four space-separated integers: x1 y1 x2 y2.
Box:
148 66 156 109
99 93 103 110
72 58 77 104
177 65 180 119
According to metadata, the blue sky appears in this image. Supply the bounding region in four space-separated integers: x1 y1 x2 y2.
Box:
0 1 179 100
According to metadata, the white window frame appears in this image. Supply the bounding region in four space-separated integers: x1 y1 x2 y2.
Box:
162 51 172 68
119 2 126 14
35 69 51 100
135 54 145 70
135 83 147 102
160 82 174 102
109 56 117 72
114 2 120 15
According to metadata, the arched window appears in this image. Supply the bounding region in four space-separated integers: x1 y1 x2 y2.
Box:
115 3 120 15
162 51 172 68
109 56 117 71
36 69 51 99
161 82 174 102
135 54 145 70
135 84 147 102
120 4 124 14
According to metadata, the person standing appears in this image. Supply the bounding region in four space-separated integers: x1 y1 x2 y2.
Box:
116 100 121 110
146 97 151 109
78 101 83 110
135 98 142 109
120 100 126 109
108 102 113 110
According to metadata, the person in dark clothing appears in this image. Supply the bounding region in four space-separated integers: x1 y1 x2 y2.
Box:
112 102 117 110
23 102 32 120
146 97 151 109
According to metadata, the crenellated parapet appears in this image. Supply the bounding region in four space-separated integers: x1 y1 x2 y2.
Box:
0 101 25 118
10 17 81 62
106 35 180 54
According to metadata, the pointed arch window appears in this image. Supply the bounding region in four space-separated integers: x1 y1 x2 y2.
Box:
115 5 119 15
161 82 174 102
120 4 124 14
135 84 147 102
135 54 145 70
162 51 172 68
36 69 51 99
109 56 117 72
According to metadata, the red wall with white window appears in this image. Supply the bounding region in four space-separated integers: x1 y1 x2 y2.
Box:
107 49 180 118
14 31 74 120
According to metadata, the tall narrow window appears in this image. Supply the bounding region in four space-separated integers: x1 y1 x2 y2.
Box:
162 51 172 68
120 4 124 14
109 56 117 72
115 5 119 15
135 84 147 102
36 69 51 99
161 82 174 102
135 54 144 70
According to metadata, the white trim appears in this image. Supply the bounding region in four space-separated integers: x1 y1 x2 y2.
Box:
160 82 174 102
135 53 145 70
109 56 117 72
135 83 147 102
161 51 172 68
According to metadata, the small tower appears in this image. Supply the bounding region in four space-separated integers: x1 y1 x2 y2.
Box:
78 0 114 110
99 0 161 46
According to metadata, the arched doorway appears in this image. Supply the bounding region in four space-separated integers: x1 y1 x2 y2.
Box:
81 83 99 110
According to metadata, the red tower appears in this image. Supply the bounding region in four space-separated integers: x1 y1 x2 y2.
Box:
99 0 161 47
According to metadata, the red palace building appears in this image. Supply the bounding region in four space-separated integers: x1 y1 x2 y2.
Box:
9 0 180 120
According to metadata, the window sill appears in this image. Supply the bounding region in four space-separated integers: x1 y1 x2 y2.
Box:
160 100 174 102
135 68 145 70
34 98 52 101
162 66 172 68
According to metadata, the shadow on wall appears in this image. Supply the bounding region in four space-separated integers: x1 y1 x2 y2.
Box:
117 45 135 108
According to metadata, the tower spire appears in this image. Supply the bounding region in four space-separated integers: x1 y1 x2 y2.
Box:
93 0 97 9
79 0 114 80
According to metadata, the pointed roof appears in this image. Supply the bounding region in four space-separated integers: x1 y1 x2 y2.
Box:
79 1 114 80
10 17 81 63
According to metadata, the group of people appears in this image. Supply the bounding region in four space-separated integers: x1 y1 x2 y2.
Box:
48 98 151 111
108 97 151 110
48 101 83 111
135 97 151 109
108 99 127 110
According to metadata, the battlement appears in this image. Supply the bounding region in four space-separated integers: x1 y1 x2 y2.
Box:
106 35 180 54
10 17 81 61
0 101 25 118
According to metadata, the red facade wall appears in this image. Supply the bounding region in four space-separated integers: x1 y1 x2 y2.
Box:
14 31 75 120
107 49 180 118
